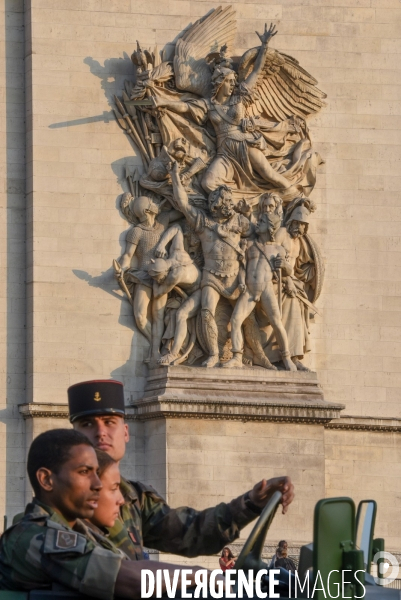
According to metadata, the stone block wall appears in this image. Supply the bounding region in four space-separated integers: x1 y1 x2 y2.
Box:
21 0 401 414
1 0 27 519
325 426 401 552
165 419 325 545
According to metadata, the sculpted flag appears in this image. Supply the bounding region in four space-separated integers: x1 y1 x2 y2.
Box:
112 5 326 372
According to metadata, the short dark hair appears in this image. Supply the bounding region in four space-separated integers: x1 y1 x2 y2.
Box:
27 429 94 496
95 448 117 478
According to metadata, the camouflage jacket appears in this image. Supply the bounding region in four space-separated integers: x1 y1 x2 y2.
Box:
0 499 125 599
108 477 260 560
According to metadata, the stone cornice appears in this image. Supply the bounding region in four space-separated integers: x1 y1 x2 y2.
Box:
132 397 343 423
18 402 139 421
133 365 344 423
17 404 401 432
19 403 70 419
326 415 401 432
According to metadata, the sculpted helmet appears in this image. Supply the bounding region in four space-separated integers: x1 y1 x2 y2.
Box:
211 66 237 100
148 258 169 278
132 195 159 223
286 204 311 225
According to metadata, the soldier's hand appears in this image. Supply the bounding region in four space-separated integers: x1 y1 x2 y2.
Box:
249 476 294 514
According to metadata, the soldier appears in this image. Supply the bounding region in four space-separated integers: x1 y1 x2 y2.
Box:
0 429 208 599
69 379 295 560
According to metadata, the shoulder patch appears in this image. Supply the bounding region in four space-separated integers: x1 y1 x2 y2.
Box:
56 531 78 549
43 526 87 554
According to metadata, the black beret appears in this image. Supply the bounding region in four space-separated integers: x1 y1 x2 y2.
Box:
67 380 125 423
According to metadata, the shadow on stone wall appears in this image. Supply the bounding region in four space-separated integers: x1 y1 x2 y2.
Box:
3 0 27 521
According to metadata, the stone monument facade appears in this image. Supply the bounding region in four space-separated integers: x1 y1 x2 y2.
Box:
1 0 401 559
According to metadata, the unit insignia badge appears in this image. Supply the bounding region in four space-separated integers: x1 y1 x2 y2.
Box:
56 531 78 549
94 392 101 402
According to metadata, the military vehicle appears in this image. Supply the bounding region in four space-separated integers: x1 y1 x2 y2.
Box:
234 492 399 598
0 493 399 599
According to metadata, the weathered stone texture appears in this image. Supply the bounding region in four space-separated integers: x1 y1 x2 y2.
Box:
159 418 325 567
325 428 401 551
0 0 27 519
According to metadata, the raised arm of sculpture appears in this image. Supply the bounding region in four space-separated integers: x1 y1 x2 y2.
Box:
244 23 277 91
167 161 199 228
150 95 190 115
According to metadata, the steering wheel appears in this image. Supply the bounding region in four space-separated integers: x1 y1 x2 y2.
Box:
234 491 282 573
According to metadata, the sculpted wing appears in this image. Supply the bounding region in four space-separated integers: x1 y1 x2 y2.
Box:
238 47 326 120
173 5 237 98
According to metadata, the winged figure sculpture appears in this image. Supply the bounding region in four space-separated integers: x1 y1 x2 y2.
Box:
112 6 326 372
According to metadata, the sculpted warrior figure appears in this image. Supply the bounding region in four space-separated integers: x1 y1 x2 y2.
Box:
148 224 202 366
140 138 209 202
223 194 296 371
114 195 182 361
264 200 322 371
167 160 251 367
167 160 275 369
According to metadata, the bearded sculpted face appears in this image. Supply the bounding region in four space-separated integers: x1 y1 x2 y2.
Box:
171 138 187 162
208 186 235 219
288 220 308 238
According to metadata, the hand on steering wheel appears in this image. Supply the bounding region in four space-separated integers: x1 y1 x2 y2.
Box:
235 491 282 573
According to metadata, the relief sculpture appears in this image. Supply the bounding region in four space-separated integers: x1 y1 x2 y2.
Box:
112 5 326 371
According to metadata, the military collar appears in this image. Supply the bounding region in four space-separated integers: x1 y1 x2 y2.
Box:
84 518 110 538
27 498 80 530
120 476 139 502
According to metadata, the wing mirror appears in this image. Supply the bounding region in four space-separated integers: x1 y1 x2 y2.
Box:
356 500 377 574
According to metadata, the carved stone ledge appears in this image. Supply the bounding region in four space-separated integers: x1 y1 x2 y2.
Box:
18 403 138 421
19 403 70 419
132 365 344 423
325 415 401 432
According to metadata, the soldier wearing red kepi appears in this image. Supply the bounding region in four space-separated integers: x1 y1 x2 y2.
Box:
68 379 295 560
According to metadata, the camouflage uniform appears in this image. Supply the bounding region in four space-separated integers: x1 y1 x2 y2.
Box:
0 499 125 599
108 477 261 560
